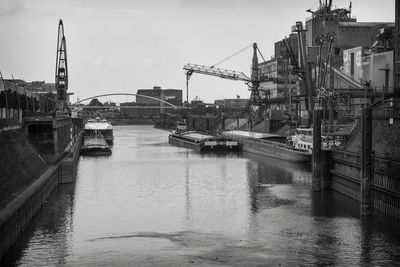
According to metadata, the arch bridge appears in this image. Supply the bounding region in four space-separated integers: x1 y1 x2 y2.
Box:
71 93 180 109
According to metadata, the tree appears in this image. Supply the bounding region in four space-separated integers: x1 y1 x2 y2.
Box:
88 98 103 106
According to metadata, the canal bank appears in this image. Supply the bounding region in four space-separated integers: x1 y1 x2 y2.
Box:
0 120 82 261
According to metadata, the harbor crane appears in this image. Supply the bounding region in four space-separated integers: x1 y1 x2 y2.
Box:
183 43 272 120
55 19 70 115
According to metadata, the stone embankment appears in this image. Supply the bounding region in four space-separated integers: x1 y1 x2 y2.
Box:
0 129 82 261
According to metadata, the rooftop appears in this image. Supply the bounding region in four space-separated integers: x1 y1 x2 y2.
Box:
338 22 394 27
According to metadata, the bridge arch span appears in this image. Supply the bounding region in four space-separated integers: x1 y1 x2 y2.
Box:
71 93 178 109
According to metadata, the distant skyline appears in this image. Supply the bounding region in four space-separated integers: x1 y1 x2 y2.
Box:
0 0 395 103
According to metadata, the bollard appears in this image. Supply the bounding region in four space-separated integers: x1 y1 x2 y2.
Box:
312 109 322 191
360 107 372 216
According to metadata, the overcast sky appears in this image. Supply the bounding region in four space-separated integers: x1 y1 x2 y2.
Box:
0 0 394 103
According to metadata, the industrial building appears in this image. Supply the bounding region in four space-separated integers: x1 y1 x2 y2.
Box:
256 0 395 127
137 86 182 106
394 0 400 92
214 97 248 109
0 79 58 121
120 86 182 118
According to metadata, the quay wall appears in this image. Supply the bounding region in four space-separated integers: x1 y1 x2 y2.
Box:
330 149 400 219
327 109 400 219
0 132 82 261
0 129 48 208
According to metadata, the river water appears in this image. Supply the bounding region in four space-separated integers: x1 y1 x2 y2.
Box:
3 125 400 266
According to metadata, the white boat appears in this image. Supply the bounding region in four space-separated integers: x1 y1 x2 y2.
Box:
287 127 343 151
287 128 314 152
83 117 114 145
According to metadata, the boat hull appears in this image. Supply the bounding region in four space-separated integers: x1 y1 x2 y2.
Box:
221 131 311 163
168 134 241 152
80 134 112 157
80 146 112 156
239 138 311 162
104 136 114 145
168 135 201 152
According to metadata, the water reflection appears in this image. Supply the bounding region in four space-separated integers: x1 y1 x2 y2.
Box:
245 153 311 213
2 184 75 265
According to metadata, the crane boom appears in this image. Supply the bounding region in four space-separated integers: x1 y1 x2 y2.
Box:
183 43 270 123
183 63 251 82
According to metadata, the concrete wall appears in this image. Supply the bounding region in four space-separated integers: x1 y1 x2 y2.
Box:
0 132 82 260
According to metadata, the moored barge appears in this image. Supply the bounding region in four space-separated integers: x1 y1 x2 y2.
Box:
168 131 241 152
221 130 311 162
80 134 112 156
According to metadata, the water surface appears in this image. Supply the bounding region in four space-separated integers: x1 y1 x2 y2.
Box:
3 125 400 266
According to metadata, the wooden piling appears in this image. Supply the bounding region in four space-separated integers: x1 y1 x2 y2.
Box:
312 109 322 191
361 107 373 216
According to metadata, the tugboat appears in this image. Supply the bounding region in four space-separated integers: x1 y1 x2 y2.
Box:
168 120 241 152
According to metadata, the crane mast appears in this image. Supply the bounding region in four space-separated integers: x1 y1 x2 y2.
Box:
55 19 70 115
249 43 264 110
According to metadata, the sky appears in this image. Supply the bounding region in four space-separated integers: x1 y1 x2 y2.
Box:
0 0 395 104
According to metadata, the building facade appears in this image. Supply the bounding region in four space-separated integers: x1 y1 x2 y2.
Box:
214 98 248 109
304 3 393 68
120 86 182 118
137 86 182 107
258 58 298 100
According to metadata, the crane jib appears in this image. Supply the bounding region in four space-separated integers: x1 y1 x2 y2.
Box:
183 63 251 82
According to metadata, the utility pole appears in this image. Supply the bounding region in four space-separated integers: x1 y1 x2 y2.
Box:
186 71 192 104
312 109 323 191
360 106 372 216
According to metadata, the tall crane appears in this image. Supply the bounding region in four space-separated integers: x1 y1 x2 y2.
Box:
183 43 271 120
55 19 70 115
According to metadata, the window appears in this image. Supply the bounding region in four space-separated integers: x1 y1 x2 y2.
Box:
350 53 355 75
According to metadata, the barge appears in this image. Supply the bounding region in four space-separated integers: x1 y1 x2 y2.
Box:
221 130 311 162
168 131 241 152
80 133 112 156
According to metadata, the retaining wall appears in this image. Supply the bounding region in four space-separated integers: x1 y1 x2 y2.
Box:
330 149 400 219
0 132 82 260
